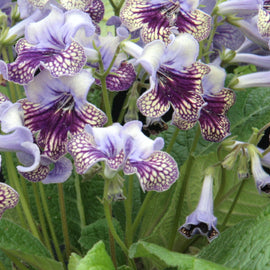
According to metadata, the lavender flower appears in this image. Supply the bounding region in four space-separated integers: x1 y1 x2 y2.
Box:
0 5 95 84
67 120 179 192
120 0 211 44
179 172 219 241
21 69 107 161
123 34 210 129
174 65 235 142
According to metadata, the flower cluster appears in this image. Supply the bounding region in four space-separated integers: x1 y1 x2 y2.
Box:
1 0 270 246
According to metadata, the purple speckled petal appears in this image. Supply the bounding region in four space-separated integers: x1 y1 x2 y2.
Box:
104 62 136 91
60 0 104 23
203 88 236 115
6 39 86 84
42 157 72 184
67 131 118 174
0 183 19 218
258 6 270 38
120 0 173 43
137 86 170 118
20 163 50 182
87 0 105 23
21 95 106 160
175 9 211 41
198 111 231 142
172 114 197 130
124 151 179 192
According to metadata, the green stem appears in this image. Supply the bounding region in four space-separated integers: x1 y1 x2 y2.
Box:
100 76 113 125
166 127 180 154
124 175 134 247
74 174 86 228
131 191 153 236
32 182 53 256
103 179 136 268
1 48 16 101
204 15 219 64
168 126 201 250
4 153 40 240
39 183 64 264
58 183 71 258
220 179 246 230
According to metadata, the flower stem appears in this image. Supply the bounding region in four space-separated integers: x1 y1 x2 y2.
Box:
4 152 41 240
103 179 136 268
166 127 180 154
58 183 71 258
131 191 154 236
220 179 247 230
74 173 86 228
39 183 64 264
124 175 134 247
32 182 53 256
168 126 201 250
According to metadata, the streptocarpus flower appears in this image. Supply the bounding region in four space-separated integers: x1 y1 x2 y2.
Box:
0 5 95 84
120 0 211 44
0 182 19 218
67 120 179 192
21 69 107 161
179 172 219 242
174 65 235 142
123 34 210 128
248 145 270 193
90 30 136 91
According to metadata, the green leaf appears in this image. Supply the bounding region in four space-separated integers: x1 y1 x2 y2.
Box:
72 241 115 270
79 218 125 265
0 219 63 270
129 241 233 270
198 205 270 269
68 253 82 270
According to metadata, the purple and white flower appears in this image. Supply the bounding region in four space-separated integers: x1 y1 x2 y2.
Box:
0 5 95 84
123 33 210 129
174 65 235 142
20 69 107 161
179 172 219 241
120 0 211 44
248 145 270 193
67 120 179 192
91 30 136 91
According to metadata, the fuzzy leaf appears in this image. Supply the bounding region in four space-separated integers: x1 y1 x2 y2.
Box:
129 241 232 270
199 205 270 269
79 218 125 265
0 219 63 270
76 241 114 270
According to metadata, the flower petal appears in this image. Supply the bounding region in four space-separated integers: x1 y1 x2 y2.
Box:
103 62 136 91
175 9 211 41
0 183 19 218
6 39 86 84
124 151 179 192
42 157 72 184
67 131 111 174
